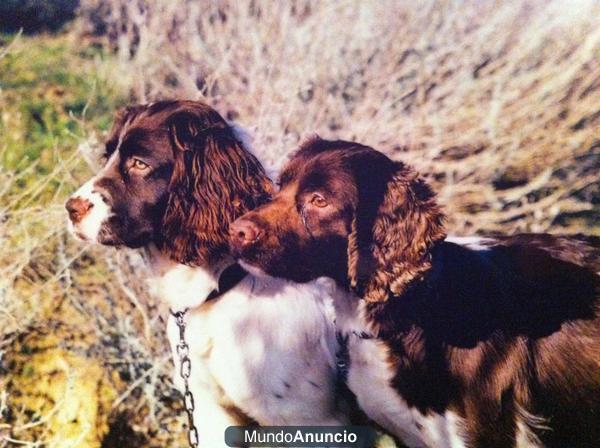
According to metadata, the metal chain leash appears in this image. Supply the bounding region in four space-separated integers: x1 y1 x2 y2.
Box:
171 308 199 448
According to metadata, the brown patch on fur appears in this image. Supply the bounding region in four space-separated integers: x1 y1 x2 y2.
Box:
221 404 258 427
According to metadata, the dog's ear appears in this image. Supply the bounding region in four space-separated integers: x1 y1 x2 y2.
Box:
348 155 446 302
161 106 273 266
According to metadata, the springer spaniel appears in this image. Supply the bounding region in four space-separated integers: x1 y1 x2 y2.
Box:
230 137 600 448
66 104 350 447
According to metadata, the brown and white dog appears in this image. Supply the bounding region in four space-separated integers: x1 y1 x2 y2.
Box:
66 103 349 447
230 137 600 448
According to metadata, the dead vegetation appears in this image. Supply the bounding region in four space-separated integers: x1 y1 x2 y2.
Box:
1 1 599 447
79 0 600 235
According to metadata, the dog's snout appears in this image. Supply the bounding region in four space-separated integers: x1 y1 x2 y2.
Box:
66 196 94 223
230 218 262 249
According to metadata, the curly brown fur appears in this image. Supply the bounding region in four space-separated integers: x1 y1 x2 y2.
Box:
361 162 446 302
161 104 273 266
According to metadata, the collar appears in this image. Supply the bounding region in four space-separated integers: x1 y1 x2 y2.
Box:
205 262 248 302
169 263 247 317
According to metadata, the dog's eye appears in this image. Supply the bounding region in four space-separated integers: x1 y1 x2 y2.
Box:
131 158 150 171
310 193 328 208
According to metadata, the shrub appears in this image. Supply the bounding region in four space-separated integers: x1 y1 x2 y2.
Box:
0 0 79 34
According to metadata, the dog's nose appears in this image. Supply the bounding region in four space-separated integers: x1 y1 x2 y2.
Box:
65 196 93 223
229 218 262 249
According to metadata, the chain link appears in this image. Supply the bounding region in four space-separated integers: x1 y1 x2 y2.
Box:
171 309 199 448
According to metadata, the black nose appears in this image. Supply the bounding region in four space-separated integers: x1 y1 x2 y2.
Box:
229 218 262 250
66 196 93 223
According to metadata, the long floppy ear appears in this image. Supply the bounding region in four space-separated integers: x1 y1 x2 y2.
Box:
352 160 446 302
160 107 273 266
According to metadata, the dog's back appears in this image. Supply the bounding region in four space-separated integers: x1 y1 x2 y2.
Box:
440 234 600 447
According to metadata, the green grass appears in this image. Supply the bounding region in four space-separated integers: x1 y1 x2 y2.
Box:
0 33 185 448
0 32 123 200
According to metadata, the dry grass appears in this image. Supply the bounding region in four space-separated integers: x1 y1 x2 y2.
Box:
1 1 599 446
0 32 182 447
80 0 600 234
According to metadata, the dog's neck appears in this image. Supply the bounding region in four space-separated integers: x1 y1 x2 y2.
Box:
144 244 235 311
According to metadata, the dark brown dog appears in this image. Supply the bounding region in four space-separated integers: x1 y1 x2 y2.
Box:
230 137 600 448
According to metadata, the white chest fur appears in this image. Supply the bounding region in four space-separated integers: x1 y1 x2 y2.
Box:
333 291 468 448
166 277 343 424
147 256 345 445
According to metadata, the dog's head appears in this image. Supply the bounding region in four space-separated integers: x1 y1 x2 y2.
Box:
229 137 446 301
66 100 273 266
